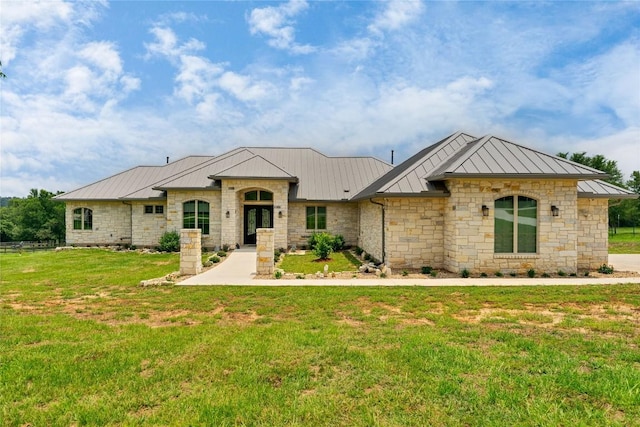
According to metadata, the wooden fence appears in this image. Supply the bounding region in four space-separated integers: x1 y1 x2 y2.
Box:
0 240 60 253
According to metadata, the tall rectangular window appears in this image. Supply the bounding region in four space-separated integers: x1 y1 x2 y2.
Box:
183 200 209 235
306 206 327 230
494 196 537 254
73 207 93 230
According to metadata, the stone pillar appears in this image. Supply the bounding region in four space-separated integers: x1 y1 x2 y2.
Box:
256 228 275 275
180 229 202 275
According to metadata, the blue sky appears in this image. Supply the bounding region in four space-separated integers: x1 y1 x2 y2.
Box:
1 0 639 197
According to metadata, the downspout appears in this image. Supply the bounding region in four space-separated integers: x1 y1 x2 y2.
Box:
369 198 385 265
122 201 133 245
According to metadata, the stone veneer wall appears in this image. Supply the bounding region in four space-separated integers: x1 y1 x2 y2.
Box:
64 201 131 246
131 201 166 247
287 202 358 248
444 179 579 274
256 228 275 275
220 179 289 249
577 198 609 270
357 200 384 263
166 190 222 249
179 228 202 275
385 198 445 269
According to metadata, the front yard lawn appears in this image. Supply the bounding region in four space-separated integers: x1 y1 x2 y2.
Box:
2 249 640 426
278 250 362 274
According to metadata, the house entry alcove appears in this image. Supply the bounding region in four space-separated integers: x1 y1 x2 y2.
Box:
243 190 274 244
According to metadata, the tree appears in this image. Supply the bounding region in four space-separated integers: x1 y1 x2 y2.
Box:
0 189 65 242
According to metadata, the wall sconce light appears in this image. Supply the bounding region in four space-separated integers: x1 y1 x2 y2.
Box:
225 210 230 218
551 205 560 217
278 211 283 218
481 205 489 217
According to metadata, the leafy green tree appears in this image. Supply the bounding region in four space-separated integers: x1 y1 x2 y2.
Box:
0 189 65 242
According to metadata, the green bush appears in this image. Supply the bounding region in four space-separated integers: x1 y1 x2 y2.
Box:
495 271 503 277
461 269 470 278
557 270 567 277
310 232 334 260
158 231 180 252
421 266 433 275
480 272 488 277
217 250 227 257
430 270 438 278
274 270 282 279
354 246 364 256
527 269 536 278
332 234 345 251
209 256 220 263
597 264 614 274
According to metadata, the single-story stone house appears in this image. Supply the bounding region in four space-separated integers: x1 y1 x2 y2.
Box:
56 132 635 274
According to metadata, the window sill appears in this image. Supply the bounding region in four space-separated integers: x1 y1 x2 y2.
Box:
494 254 539 259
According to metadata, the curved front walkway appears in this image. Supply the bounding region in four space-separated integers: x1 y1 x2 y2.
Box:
178 251 640 286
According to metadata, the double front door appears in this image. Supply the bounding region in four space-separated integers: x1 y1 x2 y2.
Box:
244 205 273 244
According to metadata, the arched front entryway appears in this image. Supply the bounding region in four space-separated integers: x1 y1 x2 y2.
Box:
242 190 274 244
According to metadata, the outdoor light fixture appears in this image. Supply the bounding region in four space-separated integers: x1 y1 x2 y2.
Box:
481 205 489 217
225 210 230 218
551 205 560 217
278 211 283 218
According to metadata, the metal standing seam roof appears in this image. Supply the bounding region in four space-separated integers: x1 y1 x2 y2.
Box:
352 131 476 200
54 156 216 201
426 135 607 180
578 180 638 199
56 147 393 202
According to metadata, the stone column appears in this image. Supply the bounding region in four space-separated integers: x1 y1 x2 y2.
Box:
180 229 202 275
256 228 275 275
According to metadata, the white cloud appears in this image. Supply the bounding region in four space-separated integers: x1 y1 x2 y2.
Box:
368 0 425 35
247 0 315 54
218 71 273 102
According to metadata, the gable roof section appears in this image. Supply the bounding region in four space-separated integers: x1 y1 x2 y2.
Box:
426 135 607 180
209 155 298 181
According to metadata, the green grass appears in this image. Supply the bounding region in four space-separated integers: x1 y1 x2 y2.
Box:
2 250 640 426
609 227 640 254
279 250 361 274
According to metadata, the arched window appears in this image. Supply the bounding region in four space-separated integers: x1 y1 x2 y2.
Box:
73 208 93 230
494 196 537 253
183 200 210 235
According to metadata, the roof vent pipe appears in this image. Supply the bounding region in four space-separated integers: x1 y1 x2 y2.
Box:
166 156 169 164
391 150 394 165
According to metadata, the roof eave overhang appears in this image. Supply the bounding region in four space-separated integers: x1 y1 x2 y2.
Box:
351 191 450 201
578 192 639 199
152 186 221 192
428 173 606 181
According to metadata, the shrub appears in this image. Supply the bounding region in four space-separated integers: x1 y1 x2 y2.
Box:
222 244 230 252
461 269 470 278
354 246 364 256
597 264 614 274
402 270 409 277
209 256 220 263
379 272 387 278
509 272 517 277
274 249 282 262
557 270 567 277
421 266 433 275
584 271 590 277
542 272 551 278
495 271 503 277
332 234 345 251
430 270 438 278
308 232 334 260
274 270 282 279
527 269 536 278
364 253 372 261
158 231 180 252
217 250 227 257
480 272 488 278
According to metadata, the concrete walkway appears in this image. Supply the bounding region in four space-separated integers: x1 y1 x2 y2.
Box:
179 249 640 286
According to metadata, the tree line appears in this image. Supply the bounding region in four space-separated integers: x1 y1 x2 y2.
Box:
0 189 65 243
